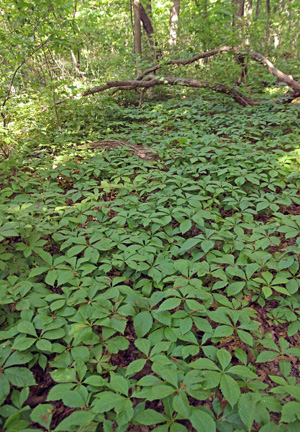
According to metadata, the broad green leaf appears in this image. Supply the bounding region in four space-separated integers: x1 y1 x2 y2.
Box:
5 367 36 387
256 351 278 363
135 338 151 356
135 409 168 425
179 238 201 254
201 240 214 254
217 349 231 370
31 404 53 429
36 339 52 352
280 401 300 423
158 298 181 311
237 330 253 346
180 219 192 234
54 411 95 431
0 375 10 405
190 408 216 432
92 391 125 413
220 374 240 407
62 390 86 408
173 392 191 417
12 337 36 351
66 245 86 258
47 383 75 401
227 365 257 380
125 359 146 376
109 373 129 396
238 393 260 431
134 311 153 337
147 384 176 401
191 358 220 371
18 321 37 337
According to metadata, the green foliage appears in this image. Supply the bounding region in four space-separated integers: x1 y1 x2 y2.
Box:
0 95 300 431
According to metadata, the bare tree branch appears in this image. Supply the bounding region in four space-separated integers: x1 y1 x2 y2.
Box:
82 75 260 107
137 46 300 93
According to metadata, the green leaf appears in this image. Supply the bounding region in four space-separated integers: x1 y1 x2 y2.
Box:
135 409 168 425
54 411 95 431
45 269 57 286
217 349 231 370
256 351 278 362
47 383 76 401
0 375 10 405
214 325 233 338
125 359 146 376
62 390 86 408
180 219 192 234
238 393 260 431
36 339 52 352
147 384 176 401
227 281 245 296
109 373 129 396
134 311 153 337
31 404 53 429
158 298 181 311
92 391 125 413
5 367 36 387
135 338 151 356
173 392 191 417
12 337 36 351
237 330 253 346
220 374 240 407
190 408 216 432
201 240 214 254
17 321 37 337
191 358 220 371
227 365 257 380
280 401 300 423
66 245 86 258
179 237 201 254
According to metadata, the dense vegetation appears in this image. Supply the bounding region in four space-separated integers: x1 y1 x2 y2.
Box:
1 1 300 431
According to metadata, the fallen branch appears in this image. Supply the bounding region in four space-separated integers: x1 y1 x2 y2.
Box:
137 46 300 94
71 48 300 107
82 75 261 107
88 139 158 161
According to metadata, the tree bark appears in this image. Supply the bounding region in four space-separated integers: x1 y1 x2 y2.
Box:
140 3 162 59
266 0 271 43
169 0 180 46
233 0 245 25
133 0 142 56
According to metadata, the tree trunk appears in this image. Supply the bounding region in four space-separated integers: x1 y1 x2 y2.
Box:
140 3 162 59
255 0 260 17
133 0 142 56
233 0 245 25
169 0 180 46
266 0 271 43
144 0 152 17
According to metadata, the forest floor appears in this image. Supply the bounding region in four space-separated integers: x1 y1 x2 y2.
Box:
1 92 300 431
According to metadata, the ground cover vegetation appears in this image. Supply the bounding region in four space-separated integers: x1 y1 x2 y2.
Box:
1 0 300 431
